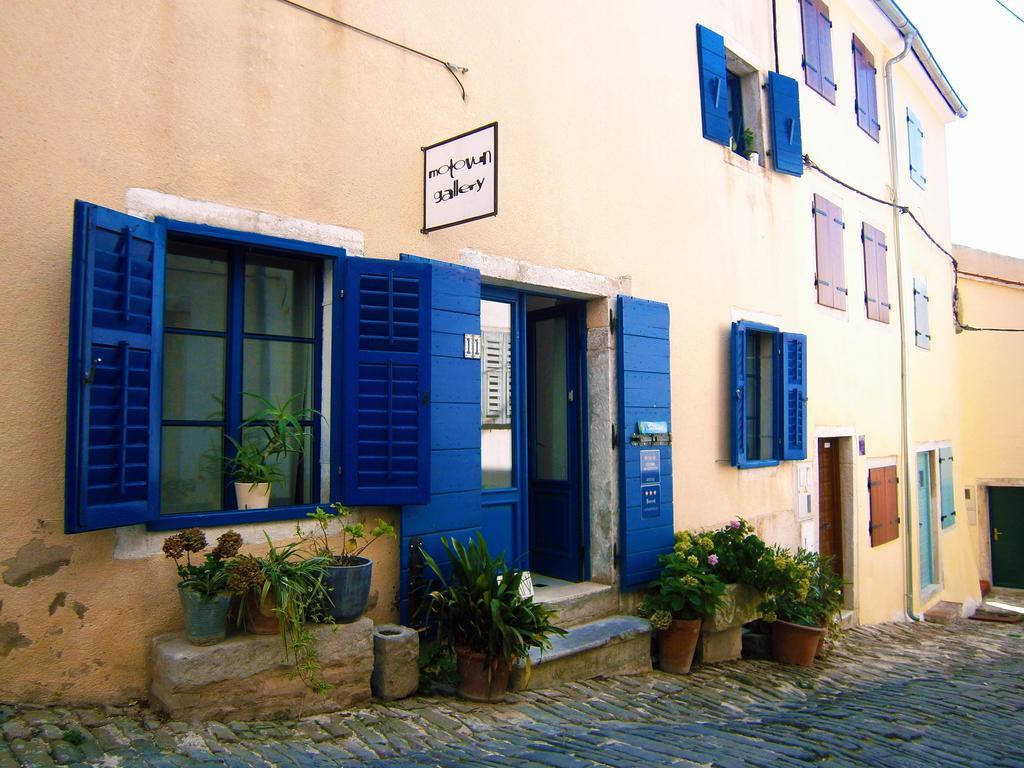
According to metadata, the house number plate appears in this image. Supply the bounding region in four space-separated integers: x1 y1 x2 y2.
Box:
464 334 482 359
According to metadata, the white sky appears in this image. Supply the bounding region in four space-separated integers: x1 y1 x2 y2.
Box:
895 0 1024 258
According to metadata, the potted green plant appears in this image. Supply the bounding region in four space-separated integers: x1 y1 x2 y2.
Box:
226 534 332 691
422 534 566 702
162 528 242 646
755 545 828 667
224 393 319 510
742 127 758 162
637 529 726 674
300 503 396 623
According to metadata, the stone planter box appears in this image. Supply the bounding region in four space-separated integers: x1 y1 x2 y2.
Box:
150 619 373 721
698 583 762 663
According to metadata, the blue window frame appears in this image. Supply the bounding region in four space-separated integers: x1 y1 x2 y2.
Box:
730 321 807 468
159 234 323 520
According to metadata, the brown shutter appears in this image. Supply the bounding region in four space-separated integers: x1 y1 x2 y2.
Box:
813 194 834 307
829 200 847 310
815 0 837 105
869 465 900 546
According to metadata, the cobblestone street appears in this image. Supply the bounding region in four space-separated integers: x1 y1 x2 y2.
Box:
2 607 1022 768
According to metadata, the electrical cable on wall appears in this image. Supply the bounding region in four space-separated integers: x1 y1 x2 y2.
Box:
803 154 1024 333
272 0 469 101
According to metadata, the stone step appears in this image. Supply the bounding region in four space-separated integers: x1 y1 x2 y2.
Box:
924 601 962 624
532 578 618 628
509 615 651 691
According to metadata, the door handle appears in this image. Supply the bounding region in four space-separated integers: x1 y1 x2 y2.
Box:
993 528 1002 541
568 389 574 403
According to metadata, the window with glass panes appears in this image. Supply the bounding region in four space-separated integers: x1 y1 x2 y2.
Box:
160 237 319 514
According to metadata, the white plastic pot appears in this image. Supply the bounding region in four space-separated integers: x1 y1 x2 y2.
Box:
234 482 271 510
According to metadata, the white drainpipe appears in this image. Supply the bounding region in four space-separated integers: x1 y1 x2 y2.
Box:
883 20 920 622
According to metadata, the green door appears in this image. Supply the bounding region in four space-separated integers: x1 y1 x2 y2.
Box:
990 487 1024 589
917 452 936 588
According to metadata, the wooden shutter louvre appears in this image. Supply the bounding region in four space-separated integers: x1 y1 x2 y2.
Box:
908 109 926 188
801 0 822 94
914 277 931 349
65 201 164 533
730 322 748 467
816 1 837 104
779 333 808 460
340 258 432 505
813 195 834 307
696 25 731 146
768 72 804 176
863 223 889 323
829 200 847 310
869 465 900 546
938 448 955 528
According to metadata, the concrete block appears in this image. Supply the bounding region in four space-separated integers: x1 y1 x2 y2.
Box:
150 619 373 721
698 626 742 663
371 624 419 701
510 616 652 691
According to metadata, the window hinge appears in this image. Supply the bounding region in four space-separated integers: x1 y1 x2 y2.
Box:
609 308 617 334
611 423 617 448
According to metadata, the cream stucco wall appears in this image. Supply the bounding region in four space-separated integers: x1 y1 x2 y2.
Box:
954 245 1024 583
0 0 979 701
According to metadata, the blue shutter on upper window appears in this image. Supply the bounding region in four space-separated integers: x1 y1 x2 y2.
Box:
340 258 431 505
617 296 674 589
696 24 731 146
907 109 926 188
730 321 748 467
938 447 955 528
779 332 808 460
65 201 165 533
768 72 804 176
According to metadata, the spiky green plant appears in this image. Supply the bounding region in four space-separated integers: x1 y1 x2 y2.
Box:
421 534 566 670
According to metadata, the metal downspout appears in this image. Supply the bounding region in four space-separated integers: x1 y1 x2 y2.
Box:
884 24 920 621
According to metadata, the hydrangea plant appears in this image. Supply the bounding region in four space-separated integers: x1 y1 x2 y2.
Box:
162 528 242 599
637 530 726 623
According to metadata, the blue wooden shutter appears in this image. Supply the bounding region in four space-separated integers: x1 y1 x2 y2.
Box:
617 296 674 589
65 201 165 533
938 447 955 528
907 109 926 188
778 333 808 460
816 1 837 104
340 258 431 505
913 277 931 350
768 72 804 176
397 255 481 622
730 321 748 467
800 0 822 94
696 24 730 146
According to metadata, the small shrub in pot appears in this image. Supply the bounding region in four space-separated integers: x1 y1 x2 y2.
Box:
163 528 242 646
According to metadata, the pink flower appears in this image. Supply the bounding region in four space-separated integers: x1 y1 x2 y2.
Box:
708 554 719 566
729 520 741 529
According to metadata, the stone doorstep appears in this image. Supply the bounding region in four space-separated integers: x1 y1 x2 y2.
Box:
509 615 652 691
923 601 962 624
533 579 618 628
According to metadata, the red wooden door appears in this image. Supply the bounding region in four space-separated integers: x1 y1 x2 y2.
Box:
818 439 844 574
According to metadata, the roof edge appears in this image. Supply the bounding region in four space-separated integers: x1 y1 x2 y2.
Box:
872 0 968 118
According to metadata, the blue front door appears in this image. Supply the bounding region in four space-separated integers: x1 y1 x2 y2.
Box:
527 303 584 581
918 451 936 588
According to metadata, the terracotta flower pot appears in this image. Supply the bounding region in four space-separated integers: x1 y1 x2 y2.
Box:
657 618 702 674
243 589 281 635
770 620 826 667
455 648 511 702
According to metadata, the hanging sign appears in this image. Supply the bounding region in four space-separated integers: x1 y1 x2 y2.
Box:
422 122 498 233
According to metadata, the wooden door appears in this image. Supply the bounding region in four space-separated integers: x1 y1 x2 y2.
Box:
990 487 1024 589
818 438 843 575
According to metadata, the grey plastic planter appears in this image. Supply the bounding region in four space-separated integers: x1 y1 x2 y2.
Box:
322 557 372 623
